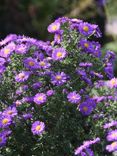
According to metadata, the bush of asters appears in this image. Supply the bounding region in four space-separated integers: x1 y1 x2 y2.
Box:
0 17 116 156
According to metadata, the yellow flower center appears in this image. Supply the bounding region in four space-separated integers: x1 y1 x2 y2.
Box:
8 111 13 115
0 138 2 143
4 49 10 54
83 106 88 112
111 142 117 147
57 35 60 40
57 52 62 57
19 73 25 79
40 61 45 66
38 96 43 101
52 25 57 31
110 79 116 85
83 26 89 32
72 96 76 99
36 125 41 131
2 118 9 124
112 133 117 138
84 43 89 48
56 75 61 80
29 61 34 66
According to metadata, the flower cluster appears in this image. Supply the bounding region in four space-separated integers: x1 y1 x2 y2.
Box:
0 17 116 155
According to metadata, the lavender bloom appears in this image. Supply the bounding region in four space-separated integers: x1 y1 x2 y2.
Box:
106 130 117 141
51 72 67 86
22 96 34 103
48 22 60 33
80 39 93 52
79 98 96 116
32 82 43 89
31 121 45 135
54 30 63 44
46 89 55 96
0 34 17 46
23 57 39 69
90 71 103 79
15 71 30 82
23 113 33 120
105 50 116 63
104 63 114 79
78 22 95 36
0 134 7 147
0 42 15 58
52 48 67 61
74 138 100 155
106 142 117 152
39 60 51 69
3 107 17 118
67 91 81 104
15 44 28 54
105 78 117 88
34 93 47 105
79 62 93 68
103 121 117 129
0 116 12 128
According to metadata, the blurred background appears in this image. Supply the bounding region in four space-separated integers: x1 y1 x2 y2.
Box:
0 0 117 51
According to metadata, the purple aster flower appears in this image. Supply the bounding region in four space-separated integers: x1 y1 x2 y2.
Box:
105 50 116 63
104 63 114 79
46 89 55 96
74 138 100 155
79 39 93 52
0 134 7 147
14 100 22 107
79 62 93 68
52 48 67 61
39 59 51 69
22 96 34 103
15 71 30 82
76 69 87 77
33 52 44 60
48 22 60 33
79 98 96 116
0 34 17 46
34 93 47 105
3 107 17 118
54 30 63 44
23 113 33 120
0 42 15 58
78 22 95 36
107 130 117 141
105 78 117 88
106 142 117 152
31 121 45 135
0 115 12 128
90 71 103 79
15 44 28 54
32 82 43 89
70 18 83 24
0 129 12 137
23 57 39 69
103 121 117 129
67 91 81 104
51 72 67 86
